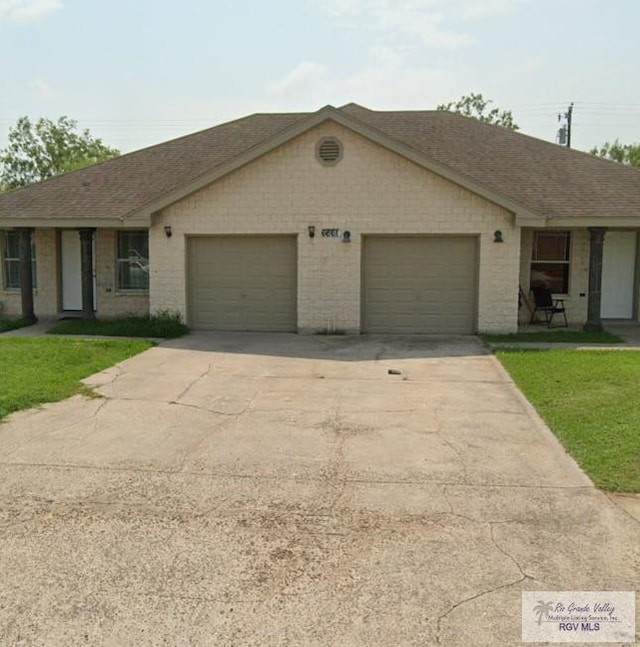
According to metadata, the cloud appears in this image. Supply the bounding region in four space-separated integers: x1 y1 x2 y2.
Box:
320 0 528 48
267 62 329 98
28 78 55 98
266 47 454 111
0 0 62 24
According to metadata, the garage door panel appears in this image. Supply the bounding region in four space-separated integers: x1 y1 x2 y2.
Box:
189 236 297 331
362 236 477 334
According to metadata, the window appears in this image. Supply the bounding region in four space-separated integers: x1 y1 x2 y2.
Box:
2 231 36 290
530 230 570 294
117 231 149 290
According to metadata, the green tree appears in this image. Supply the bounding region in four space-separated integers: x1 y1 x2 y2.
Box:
0 116 120 189
590 139 640 168
437 92 519 130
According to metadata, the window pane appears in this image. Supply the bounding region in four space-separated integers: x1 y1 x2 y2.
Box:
530 262 569 294
533 232 570 261
117 259 149 290
5 232 20 258
117 231 149 290
5 260 20 289
2 232 36 289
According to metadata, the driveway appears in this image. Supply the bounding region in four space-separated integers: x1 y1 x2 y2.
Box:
0 333 637 645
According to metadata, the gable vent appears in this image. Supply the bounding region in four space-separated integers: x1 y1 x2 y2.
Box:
316 137 343 166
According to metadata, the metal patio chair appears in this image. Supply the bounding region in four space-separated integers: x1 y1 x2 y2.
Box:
529 286 568 328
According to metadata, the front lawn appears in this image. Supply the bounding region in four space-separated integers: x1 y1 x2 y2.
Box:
0 338 151 421
483 330 624 344
496 349 640 492
47 313 188 339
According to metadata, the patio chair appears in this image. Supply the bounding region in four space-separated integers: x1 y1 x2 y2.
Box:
529 286 568 328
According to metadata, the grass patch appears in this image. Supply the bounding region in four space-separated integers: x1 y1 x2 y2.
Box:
496 349 640 492
0 318 35 333
47 312 188 339
482 330 623 344
0 337 151 421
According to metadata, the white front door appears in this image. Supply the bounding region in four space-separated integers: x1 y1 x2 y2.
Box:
61 230 96 311
601 231 637 319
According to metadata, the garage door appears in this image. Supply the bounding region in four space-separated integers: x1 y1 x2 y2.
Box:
188 236 297 331
362 236 478 333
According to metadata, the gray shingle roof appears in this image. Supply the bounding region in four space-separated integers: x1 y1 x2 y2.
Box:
1 104 639 223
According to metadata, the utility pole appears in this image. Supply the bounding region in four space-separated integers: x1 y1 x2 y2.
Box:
557 102 574 148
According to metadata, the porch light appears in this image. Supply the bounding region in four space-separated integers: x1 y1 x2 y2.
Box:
308 225 316 238
493 230 504 243
164 225 172 238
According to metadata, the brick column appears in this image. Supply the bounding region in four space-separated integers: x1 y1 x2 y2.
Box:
79 228 96 319
18 228 37 323
583 227 607 332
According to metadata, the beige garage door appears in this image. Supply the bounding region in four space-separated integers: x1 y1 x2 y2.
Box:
362 236 478 334
188 236 297 331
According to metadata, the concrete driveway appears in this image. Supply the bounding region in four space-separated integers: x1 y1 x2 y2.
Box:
0 333 638 646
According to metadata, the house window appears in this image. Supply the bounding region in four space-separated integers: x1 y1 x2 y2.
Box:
117 231 149 290
2 231 37 290
530 230 570 294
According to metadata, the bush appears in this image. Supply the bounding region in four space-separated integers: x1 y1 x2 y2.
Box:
47 311 189 339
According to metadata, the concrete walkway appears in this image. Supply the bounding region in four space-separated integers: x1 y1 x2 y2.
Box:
0 333 638 645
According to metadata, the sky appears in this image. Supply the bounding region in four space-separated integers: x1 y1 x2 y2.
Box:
1 0 640 154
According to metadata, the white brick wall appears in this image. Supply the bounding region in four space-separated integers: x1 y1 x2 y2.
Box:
0 229 57 317
0 228 149 318
152 123 521 333
94 230 149 318
519 228 589 325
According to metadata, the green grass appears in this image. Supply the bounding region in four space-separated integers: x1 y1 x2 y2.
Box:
496 349 640 492
47 312 189 339
0 318 35 333
482 330 624 344
0 337 152 421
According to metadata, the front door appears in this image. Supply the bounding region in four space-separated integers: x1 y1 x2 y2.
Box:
601 231 637 319
61 230 96 311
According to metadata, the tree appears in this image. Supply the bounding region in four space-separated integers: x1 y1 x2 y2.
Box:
590 139 640 168
0 116 120 189
437 92 519 130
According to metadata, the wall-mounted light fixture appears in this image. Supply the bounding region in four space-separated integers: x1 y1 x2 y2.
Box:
493 230 504 243
164 225 172 238
342 230 351 243
308 225 316 238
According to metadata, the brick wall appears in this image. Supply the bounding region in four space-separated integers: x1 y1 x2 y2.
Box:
519 228 589 325
152 122 520 333
0 228 149 318
94 230 149 317
0 229 57 317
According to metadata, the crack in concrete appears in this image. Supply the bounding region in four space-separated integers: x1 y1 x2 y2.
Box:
172 363 215 404
435 574 528 644
0 398 109 461
434 402 470 485
0 460 597 491
85 364 124 388
175 389 258 472
489 522 531 580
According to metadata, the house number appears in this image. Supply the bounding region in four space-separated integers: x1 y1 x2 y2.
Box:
321 228 340 237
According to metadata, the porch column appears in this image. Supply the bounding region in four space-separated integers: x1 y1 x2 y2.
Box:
583 227 607 332
18 227 37 323
79 228 95 319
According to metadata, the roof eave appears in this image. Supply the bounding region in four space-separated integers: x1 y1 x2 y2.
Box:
545 215 640 228
0 216 150 229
